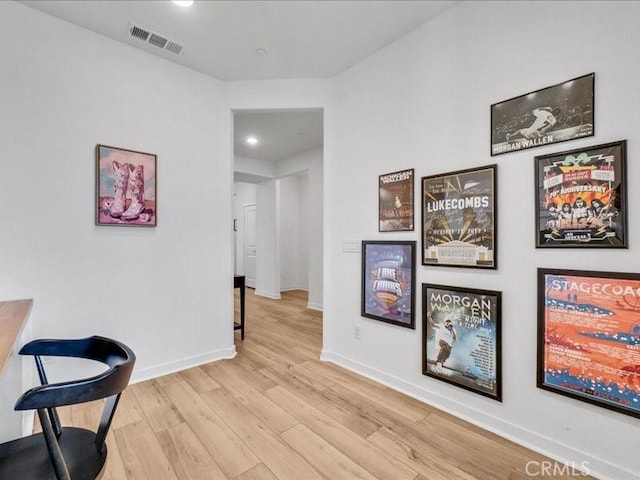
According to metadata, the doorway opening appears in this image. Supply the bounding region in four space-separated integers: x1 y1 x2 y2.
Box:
232 108 323 312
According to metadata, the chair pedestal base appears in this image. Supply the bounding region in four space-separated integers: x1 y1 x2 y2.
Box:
0 427 107 480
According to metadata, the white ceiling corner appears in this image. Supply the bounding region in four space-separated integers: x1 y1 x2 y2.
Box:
19 0 459 166
20 0 459 81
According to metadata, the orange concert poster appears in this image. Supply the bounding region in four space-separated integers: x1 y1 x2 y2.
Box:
538 269 640 418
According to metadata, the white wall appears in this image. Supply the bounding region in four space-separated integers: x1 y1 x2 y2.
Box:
323 2 640 479
234 154 275 180
233 182 257 275
278 176 302 290
0 2 234 383
255 180 280 298
298 174 310 291
277 174 310 291
276 147 324 309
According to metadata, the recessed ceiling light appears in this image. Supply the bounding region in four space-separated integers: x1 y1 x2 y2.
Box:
172 1 193 7
255 48 268 57
246 136 258 145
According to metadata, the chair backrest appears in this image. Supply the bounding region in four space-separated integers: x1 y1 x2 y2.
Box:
15 336 136 411
3 336 135 480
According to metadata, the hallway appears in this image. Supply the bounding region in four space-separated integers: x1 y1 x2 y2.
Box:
58 290 589 479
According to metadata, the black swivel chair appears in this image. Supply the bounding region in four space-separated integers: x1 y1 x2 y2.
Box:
0 336 136 480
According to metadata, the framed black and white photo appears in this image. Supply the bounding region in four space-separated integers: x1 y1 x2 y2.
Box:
535 140 627 248
421 165 496 269
379 168 414 232
361 241 416 329
491 73 594 156
423 283 502 401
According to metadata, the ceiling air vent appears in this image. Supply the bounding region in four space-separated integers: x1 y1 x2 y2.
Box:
165 41 184 56
148 33 168 49
127 22 184 56
129 24 150 42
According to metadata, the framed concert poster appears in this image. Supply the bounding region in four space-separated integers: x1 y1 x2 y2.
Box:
423 283 502 401
491 73 594 156
538 268 640 419
96 144 157 227
421 165 496 269
361 241 415 329
379 168 414 232
535 140 627 248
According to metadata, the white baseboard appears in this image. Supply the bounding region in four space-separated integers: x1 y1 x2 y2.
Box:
280 287 309 292
255 290 281 300
131 346 236 384
320 350 635 480
307 302 323 312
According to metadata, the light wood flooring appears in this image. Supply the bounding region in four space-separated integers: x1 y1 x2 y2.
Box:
50 289 594 479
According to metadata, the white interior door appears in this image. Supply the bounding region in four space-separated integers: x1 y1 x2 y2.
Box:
244 204 256 288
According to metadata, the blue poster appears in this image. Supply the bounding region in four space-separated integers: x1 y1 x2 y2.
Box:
361 241 415 329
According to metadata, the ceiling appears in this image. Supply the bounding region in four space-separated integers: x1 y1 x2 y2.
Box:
234 109 323 163
21 0 459 81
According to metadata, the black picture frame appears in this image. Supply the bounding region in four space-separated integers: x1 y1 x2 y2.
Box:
422 283 502 401
535 140 627 248
537 268 640 419
361 241 416 329
379 168 415 232
491 73 594 156
421 165 497 269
